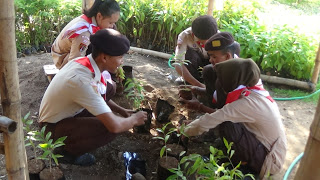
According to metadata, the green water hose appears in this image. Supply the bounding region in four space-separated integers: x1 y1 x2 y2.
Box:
168 54 175 69
283 153 304 180
273 88 320 101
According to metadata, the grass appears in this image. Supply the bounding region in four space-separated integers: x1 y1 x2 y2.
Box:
266 83 320 104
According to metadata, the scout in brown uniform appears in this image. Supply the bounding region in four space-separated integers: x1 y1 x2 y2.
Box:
183 59 287 179
179 32 240 110
40 29 147 166
51 0 120 69
174 15 218 88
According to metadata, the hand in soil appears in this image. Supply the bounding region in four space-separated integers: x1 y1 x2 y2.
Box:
132 111 148 126
178 96 201 111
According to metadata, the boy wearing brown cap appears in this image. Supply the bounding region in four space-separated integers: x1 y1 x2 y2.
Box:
179 32 240 111
174 15 218 88
38 29 147 166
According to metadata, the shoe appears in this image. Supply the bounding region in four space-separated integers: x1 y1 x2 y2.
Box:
74 153 96 166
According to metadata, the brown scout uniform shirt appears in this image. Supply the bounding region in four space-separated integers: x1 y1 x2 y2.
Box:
51 16 97 69
185 91 287 179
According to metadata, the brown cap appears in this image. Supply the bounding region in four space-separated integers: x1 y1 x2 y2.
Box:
90 29 130 56
205 32 234 51
192 15 218 40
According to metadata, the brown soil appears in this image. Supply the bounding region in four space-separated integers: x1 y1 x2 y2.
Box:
39 167 64 180
0 52 316 180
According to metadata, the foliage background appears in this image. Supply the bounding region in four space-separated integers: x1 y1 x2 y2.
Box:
14 0 318 81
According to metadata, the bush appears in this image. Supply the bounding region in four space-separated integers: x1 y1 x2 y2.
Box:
15 0 81 52
14 0 317 81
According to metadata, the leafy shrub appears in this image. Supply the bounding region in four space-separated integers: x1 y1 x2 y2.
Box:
168 138 255 180
14 0 318 80
15 0 81 52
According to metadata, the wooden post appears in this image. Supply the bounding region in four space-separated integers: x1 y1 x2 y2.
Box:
82 0 95 11
207 0 215 16
0 0 29 179
294 96 320 179
311 42 320 85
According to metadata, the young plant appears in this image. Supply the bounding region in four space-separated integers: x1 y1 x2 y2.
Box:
37 126 67 172
153 122 177 159
168 138 255 180
124 78 145 109
172 53 192 87
22 112 39 160
116 65 125 82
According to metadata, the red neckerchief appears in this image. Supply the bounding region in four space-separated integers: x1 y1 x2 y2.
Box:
75 57 106 99
63 15 100 39
225 84 274 104
192 33 205 48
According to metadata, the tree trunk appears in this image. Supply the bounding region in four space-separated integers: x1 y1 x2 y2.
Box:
311 42 320 84
294 96 320 179
0 0 29 179
82 0 95 11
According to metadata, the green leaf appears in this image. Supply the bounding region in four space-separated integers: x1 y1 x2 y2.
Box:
55 136 67 143
45 131 52 141
52 154 59 165
160 146 166 158
152 136 164 140
40 150 50 159
38 143 49 149
164 134 170 143
230 150 235 159
23 112 30 120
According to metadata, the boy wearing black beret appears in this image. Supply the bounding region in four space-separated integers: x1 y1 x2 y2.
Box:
179 32 240 111
38 29 147 166
174 15 218 88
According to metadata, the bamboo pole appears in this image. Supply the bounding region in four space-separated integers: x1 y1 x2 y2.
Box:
130 47 172 60
311 42 320 84
207 0 215 16
294 95 320 179
82 0 95 11
0 0 29 179
129 46 315 91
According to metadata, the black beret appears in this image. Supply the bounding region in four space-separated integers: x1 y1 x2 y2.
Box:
90 29 130 56
192 15 218 40
205 32 234 51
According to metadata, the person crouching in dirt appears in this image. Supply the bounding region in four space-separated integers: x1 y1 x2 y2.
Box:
38 29 147 166
51 0 120 69
183 58 287 179
179 32 240 111
173 15 218 88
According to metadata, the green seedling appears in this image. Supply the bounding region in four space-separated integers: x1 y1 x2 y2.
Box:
117 66 125 81
124 78 145 109
22 112 39 161
168 138 255 180
153 122 176 159
37 126 67 172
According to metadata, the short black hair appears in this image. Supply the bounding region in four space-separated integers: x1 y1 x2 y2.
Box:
221 42 240 58
192 15 218 40
91 45 103 59
84 0 120 18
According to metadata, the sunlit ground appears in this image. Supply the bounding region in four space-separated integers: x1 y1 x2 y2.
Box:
257 1 320 39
